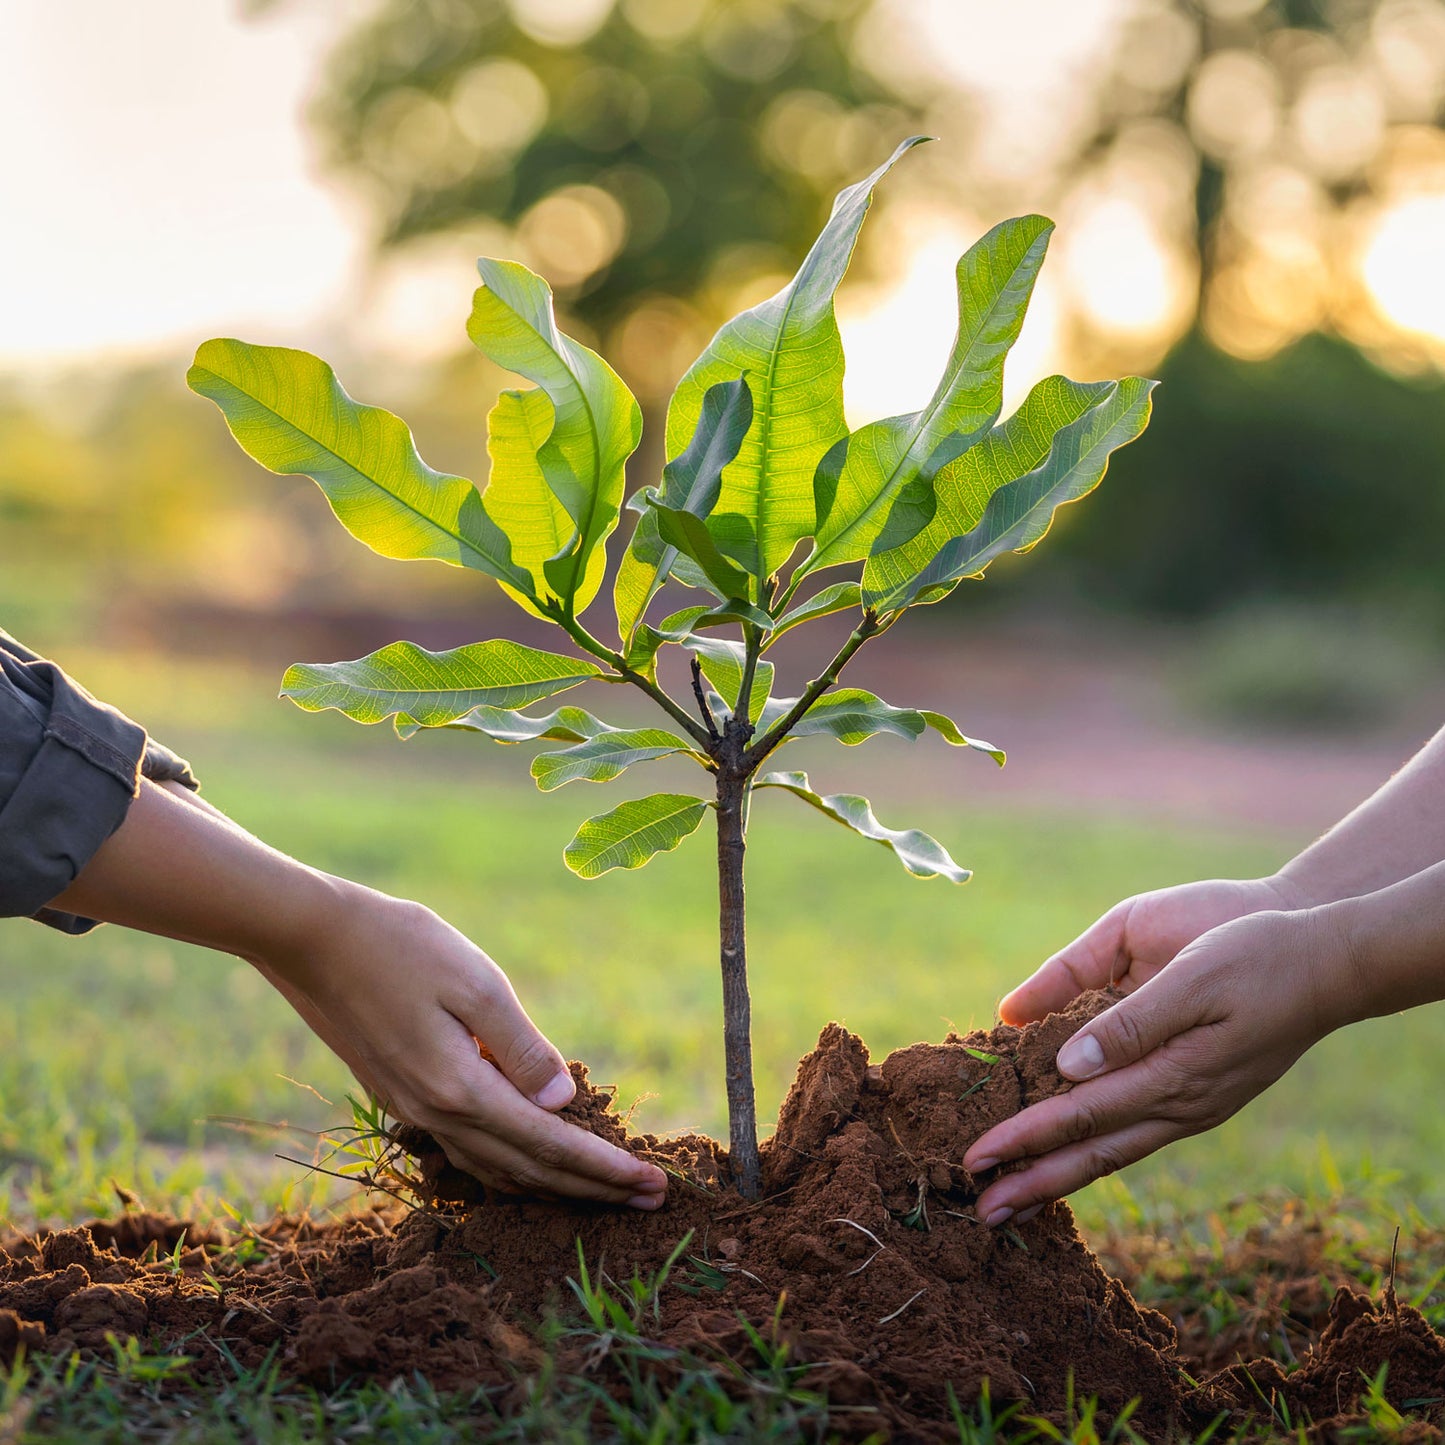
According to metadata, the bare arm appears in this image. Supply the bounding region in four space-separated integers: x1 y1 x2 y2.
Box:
50 780 667 1209
1275 725 1445 905
1000 725 1445 1025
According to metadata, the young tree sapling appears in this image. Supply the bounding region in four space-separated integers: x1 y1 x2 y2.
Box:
188 137 1155 1199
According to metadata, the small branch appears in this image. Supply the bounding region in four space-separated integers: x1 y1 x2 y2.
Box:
734 623 762 744
743 612 882 771
556 614 714 748
690 656 721 744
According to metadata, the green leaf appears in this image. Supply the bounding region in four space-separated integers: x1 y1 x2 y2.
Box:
187 339 531 593
483 387 602 619
918 710 1006 765
615 377 753 644
532 727 698 791
663 137 927 588
756 770 970 882
652 503 755 601
396 702 616 743
563 793 710 878
764 582 861 648
684 635 774 721
691 599 776 632
281 639 601 728
864 376 1156 611
467 260 642 611
751 687 1003 762
804 215 1054 577
624 605 712 677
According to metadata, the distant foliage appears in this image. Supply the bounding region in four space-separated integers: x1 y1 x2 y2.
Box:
309 0 911 331
1036 332 1445 633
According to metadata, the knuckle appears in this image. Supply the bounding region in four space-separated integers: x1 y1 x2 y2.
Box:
507 1032 559 1082
528 1135 571 1171
1088 1140 1133 1179
1102 1004 1150 1063
1060 1098 1105 1146
417 1076 473 1119
506 1166 550 1194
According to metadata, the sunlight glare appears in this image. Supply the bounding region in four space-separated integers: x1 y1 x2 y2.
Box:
837 212 1060 429
1362 193 1445 338
1063 197 1184 337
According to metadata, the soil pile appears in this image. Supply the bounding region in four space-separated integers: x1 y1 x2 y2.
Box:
2 992 1442 1440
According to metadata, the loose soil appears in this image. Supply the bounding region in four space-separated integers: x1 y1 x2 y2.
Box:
3 992 1441 1440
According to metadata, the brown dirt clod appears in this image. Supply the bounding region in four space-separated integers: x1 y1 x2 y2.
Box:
3 991 1441 1440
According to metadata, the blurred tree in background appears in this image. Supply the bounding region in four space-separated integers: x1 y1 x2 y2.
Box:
310 0 913 399
8 0 1445 657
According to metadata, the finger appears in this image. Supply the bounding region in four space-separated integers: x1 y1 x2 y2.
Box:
998 901 1133 1025
455 979 575 1112
964 1056 1186 1172
435 1124 666 1208
972 1119 1179 1223
1052 963 1207 1082
446 1059 668 1197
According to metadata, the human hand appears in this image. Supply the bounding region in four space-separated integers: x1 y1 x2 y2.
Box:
997 875 1305 1027
258 881 668 1210
963 906 1351 1225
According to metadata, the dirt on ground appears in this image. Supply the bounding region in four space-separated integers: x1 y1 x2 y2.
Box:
2 992 1442 1441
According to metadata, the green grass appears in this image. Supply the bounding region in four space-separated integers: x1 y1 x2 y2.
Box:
5 649 1445 1230
3 649 1443 1441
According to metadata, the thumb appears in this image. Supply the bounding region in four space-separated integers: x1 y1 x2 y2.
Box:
1000 901 1131 1025
468 987 576 1111
1054 972 1190 1081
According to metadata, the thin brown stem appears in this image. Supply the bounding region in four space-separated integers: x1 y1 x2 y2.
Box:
743 612 882 771
715 763 760 1198
557 614 713 748
690 656 721 744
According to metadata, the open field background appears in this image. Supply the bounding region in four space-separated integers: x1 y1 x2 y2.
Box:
3 637 1442 1246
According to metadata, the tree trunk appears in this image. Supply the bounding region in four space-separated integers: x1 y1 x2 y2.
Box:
716 767 761 1198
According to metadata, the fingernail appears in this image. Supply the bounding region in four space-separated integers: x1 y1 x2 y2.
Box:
968 1155 1000 1174
1056 1033 1105 1080
532 1073 575 1110
1016 1204 1043 1224
984 1206 1014 1228
627 1193 664 1210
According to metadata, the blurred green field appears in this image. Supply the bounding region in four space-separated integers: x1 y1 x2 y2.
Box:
2 648 1442 1237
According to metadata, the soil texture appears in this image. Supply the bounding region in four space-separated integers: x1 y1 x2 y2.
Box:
2 991 1442 1440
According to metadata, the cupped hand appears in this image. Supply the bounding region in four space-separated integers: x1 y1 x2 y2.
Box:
256 882 668 1210
997 875 1304 1027
963 906 1349 1225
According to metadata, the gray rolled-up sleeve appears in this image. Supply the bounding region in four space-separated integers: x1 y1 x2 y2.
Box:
0 628 199 934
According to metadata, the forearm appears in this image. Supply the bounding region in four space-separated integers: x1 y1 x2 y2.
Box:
1320 858 1445 1026
47 778 344 962
1272 726 1445 907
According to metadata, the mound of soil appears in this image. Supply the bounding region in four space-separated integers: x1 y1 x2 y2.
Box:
3 993 1442 1440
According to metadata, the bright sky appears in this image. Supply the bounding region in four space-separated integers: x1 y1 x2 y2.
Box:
3 0 1440 424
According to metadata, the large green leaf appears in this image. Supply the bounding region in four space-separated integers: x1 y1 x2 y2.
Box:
756 771 970 882
532 727 698 791
616 377 753 644
281 639 601 729
187 339 530 592
563 793 710 878
468 260 642 611
483 387 603 619
663 137 927 589
752 687 1003 761
395 702 615 742
804 215 1054 577
864 376 1156 611
684 635 774 721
